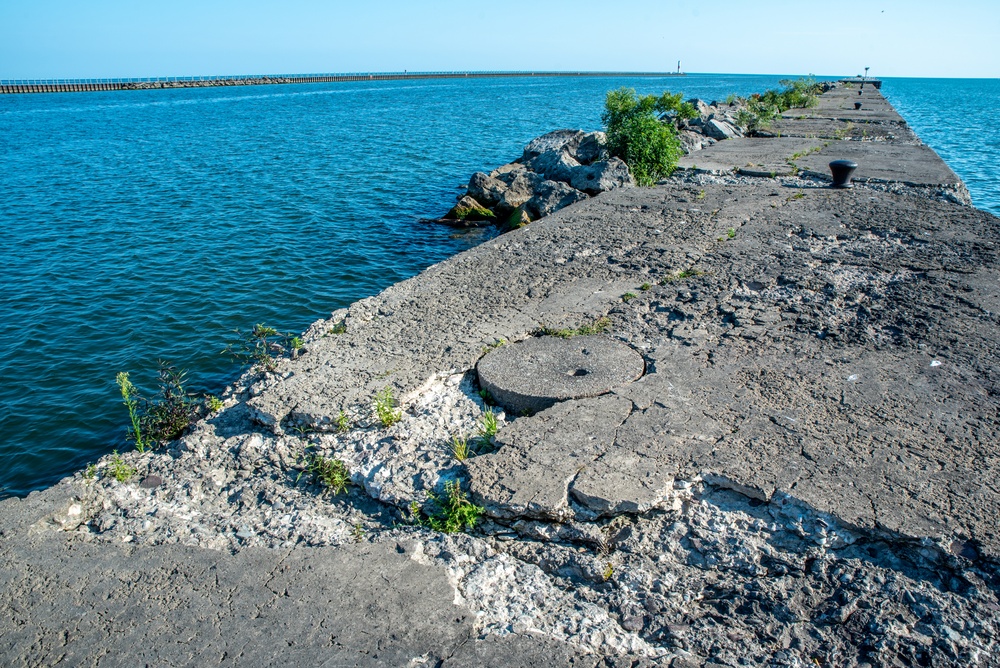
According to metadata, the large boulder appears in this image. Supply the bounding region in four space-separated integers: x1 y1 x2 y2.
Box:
523 130 586 161
490 162 527 183
575 132 607 165
525 180 588 219
703 118 743 140
678 130 717 155
527 149 581 183
497 171 547 214
467 172 508 207
568 158 634 194
446 195 496 223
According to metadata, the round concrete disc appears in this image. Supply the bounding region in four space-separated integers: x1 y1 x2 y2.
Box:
476 336 645 414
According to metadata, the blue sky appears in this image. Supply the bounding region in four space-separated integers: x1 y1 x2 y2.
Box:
2 0 997 79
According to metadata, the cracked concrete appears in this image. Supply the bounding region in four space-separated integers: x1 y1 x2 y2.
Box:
2 85 999 667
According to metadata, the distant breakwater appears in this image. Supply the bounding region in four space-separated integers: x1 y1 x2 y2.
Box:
0 70 684 95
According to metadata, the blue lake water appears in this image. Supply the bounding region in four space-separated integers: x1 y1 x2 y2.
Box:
1 74 997 497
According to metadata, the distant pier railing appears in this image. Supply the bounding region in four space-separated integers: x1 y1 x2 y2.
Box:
0 71 684 95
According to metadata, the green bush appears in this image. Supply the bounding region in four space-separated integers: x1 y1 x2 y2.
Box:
732 77 823 135
602 87 683 186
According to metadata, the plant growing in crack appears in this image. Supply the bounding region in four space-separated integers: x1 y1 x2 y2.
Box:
412 480 484 534
336 410 351 433
107 451 136 483
538 316 612 339
302 453 351 495
373 386 402 428
449 434 472 461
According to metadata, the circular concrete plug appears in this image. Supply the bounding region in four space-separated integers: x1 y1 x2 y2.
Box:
476 336 645 414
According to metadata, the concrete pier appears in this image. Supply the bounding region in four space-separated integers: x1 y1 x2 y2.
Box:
1 84 997 667
0 70 684 95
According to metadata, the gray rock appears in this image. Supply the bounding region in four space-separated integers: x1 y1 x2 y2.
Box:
525 179 588 219
528 149 581 183
523 129 586 161
468 171 509 207
568 157 635 194
678 130 717 155
703 118 743 141
575 131 607 164
490 162 527 182
497 170 547 214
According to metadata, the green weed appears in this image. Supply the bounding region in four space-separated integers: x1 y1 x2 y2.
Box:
538 316 612 339
727 228 736 239
479 388 496 406
603 562 615 581
351 523 365 542
622 292 637 303
206 395 224 412
107 451 136 483
450 434 472 461
417 480 484 534
482 338 507 354
640 282 652 291
696 190 706 200
116 362 200 451
336 410 350 433
374 387 402 428
83 464 97 480
226 324 283 372
602 88 686 185
116 372 147 452
304 454 351 495
478 408 499 440
660 269 705 284
328 322 347 335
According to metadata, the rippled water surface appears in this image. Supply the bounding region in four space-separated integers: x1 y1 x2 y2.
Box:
882 77 1000 215
1 74 996 496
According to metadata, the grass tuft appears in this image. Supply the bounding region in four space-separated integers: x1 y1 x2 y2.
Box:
538 316 612 339
660 268 705 285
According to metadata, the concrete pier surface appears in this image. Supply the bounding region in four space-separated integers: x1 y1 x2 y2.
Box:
2 85 998 667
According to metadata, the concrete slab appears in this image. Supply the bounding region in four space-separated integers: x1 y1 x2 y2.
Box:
786 87 904 123
797 141 964 187
0 533 474 667
763 117 919 143
677 137 828 175
476 335 645 414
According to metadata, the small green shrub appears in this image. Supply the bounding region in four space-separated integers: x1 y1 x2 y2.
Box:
206 395 224 412
374 387 402 428
107 451 136 483
727 228 736 239
304 454 351 495
417 480 484 534
640 283 652 291
328 322 347 335
622 292 637 303
602 88 683 186
116 362 200 451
